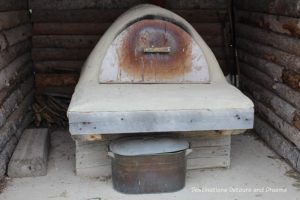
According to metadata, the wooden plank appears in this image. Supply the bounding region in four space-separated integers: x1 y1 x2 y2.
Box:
0 10 30 31
236 10 300 38
35 73 79 89
235 0 300 18
0 0 27 11
8 128 49 178
34 61 83 73
0 53 31 91
29 0 226 10
236 23 300 57
238 50 283 82
32 48 91 61
31 9 226 23
75 133 231 177
254 116 300 173
0 40 31 70
237 37 300 74
241 75 297 126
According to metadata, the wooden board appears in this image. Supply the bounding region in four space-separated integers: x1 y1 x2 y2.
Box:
75 132 231 177
99 19 210 83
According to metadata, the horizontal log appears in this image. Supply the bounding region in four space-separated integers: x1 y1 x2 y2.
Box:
255 100 300 149
31 9 226 23
29 0 226 10
35 73 79 89
0 53 31 91
236 23 300 57
0 0 27 11
0 77 33 127
32 34 224 49
254 116 300 173
240 62 300 109
282 69 300 92
236 10 300 38
0 91 34 153
34 61 83 73
241 75 297 125
1 24 32 50
0 40 31 70
0 10 30 31
0 63 33 104
237 37 300 74
32 48 91 61
235 0 300 18
0 135 17 179
165 0 227 9
238 50 283 82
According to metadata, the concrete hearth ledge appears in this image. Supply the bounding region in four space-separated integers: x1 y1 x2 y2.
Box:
7 128 49 178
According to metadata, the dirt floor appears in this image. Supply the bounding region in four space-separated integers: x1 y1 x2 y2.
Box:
1 130 300 200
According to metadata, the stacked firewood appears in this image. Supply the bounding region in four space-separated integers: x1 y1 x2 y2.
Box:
33 94 70 127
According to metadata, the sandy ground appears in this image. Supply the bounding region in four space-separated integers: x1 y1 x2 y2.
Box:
1 130 300 200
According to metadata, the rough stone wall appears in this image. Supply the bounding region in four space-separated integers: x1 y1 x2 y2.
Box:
235 0 300 172
0 0 34 179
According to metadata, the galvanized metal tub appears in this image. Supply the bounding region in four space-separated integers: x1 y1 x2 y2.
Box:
109 137 190 194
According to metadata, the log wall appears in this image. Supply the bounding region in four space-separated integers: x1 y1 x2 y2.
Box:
29 0 232 96
235 0 300 172
0 1 34 179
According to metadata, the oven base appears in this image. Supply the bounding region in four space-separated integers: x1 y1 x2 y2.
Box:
74 130 241 178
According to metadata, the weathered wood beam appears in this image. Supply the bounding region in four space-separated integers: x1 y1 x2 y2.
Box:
35 73 79 90
0 40 31 70
241 75 298 127
282 69 300 92
0 24 32 50
31 9 226 23
32 48 91 61
0 53 31 91
237 37 300 74
236 23 300 57
236 10 300 38
254 116 300 173
0 91 34 153
29 0 227 10
34 61 83 73
0 0 27 11
240 62 300 108
238 50 283 82
0 135 17 178
0 10 30 31
235 0 300 18
0 77 34 127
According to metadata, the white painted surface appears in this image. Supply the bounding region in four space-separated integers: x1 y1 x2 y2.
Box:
1 130 299 200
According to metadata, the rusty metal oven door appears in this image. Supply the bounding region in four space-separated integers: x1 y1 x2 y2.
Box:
99 19 210 83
